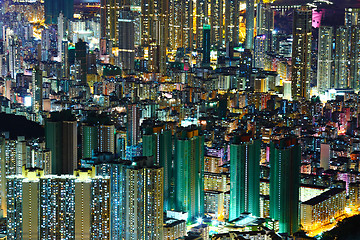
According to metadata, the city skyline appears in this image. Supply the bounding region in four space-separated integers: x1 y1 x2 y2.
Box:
1 0 360 239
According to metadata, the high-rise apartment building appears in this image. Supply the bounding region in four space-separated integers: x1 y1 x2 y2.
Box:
291 7 312 100
245 0 255 49
317 26 333 92
254 35 266 69
174 127 204 221
345 8 360 27
169 0 194 51
350 25 360 90
75 39 87 84
98 125 115 154
270 136 301 234
142 122 173 211
100 0 123 46
229 134 261 220
127 104 141 146
32 66 43 113
82 124 98 159
96 161 129 239
225 0 240 46
334 26 350 89
195 0 208 49
210 0 223 48
45 111 77 174
7 167 110 239
256 0 274 52
125 157 164 239
118 8 135 72
202 24 211 66
141 0 168 73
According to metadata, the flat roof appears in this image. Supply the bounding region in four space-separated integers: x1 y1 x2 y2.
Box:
302 188 345 206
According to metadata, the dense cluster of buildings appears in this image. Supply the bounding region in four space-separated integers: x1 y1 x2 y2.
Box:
0 0 360 239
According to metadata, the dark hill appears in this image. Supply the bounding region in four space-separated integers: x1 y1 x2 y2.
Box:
0 113 44 139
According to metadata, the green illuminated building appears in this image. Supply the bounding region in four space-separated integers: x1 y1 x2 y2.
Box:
229 134 260 221
45 110 77 174
142 123 173 211
202 24 211 65
82 124 98 159
174 127 204 221
270 136 301 234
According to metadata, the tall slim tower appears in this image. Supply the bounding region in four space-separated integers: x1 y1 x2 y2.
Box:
334 26 350 89
127 104 141 146
142 122 173 211
256 0 274 52
210 0 223 48
174 127 204 221
350 26 360 90
245 0 255 49
202 24 211 66
81 124 98 159
100 0 121 46
230 134 261 220
45 111 77 174
291 7 312 100
270 136 301 235
118 8 135 72
141 0 168 73
225 0 240 46
75 39 87 84
195 0 208 49
98 125 115 154
96 161 129 239
125 157 164 240
317 26 333 92
32 66 43 113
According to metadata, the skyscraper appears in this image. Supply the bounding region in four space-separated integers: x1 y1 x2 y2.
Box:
127 104 141 146
75 39 87 84
7 167 110 239
45 111 77 174
118 8 135 72
291 7 312 99
96 161 129 239
141 0 168 73
245 0 255 49
270 136 301 234
202 24 211 66
98 124 115 154
350 25 360 90
254 35 266 69
100 0 121 46
229 134 261 220
345 8 360 27
174 127 204 221
125 157 164 239
142 122 173 211
0 137 7 218
82 124 98 159
32 66 43 113
225 0 240 46
44 0 74 25
169 0 193 51
195 0 208 49
256 0 274 52
317 26 333 92
334 26 350 89
210 0 223 48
